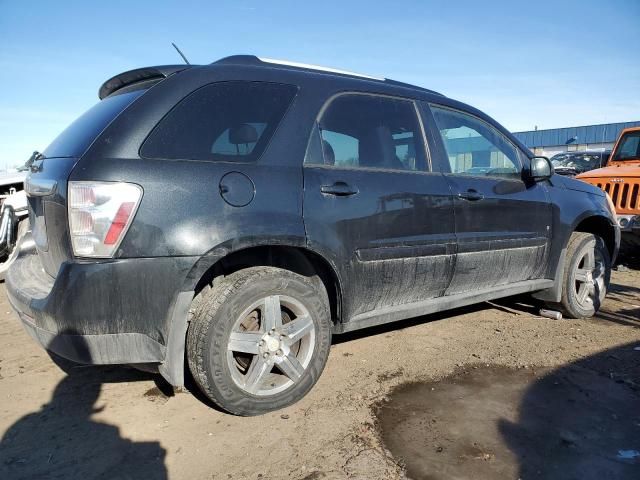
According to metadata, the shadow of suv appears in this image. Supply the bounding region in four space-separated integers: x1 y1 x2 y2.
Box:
7 56 620 415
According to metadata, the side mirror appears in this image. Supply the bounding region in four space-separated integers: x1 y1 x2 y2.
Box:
530 156 553 181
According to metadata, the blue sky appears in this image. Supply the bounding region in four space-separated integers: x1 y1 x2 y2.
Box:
1 0 638 169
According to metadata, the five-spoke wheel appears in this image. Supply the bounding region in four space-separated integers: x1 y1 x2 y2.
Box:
557 232 611 319
227 295 316 396
187 266 331 416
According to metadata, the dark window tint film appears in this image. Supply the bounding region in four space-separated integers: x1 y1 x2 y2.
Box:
141 81 297 162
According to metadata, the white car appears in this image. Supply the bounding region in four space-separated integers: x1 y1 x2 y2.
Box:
0 189 29 280
0 156 32 280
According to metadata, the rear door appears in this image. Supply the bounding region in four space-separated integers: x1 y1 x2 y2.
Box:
426 104 552 295
303 93 456 321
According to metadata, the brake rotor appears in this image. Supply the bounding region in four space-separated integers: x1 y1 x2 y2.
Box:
233 308 295 373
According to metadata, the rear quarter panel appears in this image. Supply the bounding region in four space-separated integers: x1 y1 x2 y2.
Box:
71 66 322 289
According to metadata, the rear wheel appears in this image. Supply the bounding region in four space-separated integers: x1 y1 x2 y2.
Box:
187 266 332 416
556 232 610 319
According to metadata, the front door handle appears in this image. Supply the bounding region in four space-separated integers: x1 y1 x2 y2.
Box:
458 189 484 201
320 182 359 196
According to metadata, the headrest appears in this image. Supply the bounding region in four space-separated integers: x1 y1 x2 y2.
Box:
229 124 258 145
322 140 335 165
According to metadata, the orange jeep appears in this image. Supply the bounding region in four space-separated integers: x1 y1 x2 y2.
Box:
577 127 640 250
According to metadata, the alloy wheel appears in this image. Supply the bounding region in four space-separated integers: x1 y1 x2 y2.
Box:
226 295 316 396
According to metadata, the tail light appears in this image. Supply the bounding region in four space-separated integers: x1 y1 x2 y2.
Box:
68 181 142 258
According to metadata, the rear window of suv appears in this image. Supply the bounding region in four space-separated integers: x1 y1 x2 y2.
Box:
44 89 146 159
141 81 298 162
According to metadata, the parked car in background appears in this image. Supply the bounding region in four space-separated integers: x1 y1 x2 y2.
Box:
0 190 29 280
550 150 611 177
0 153 35 279
577 127 640 251
0 170 27 201
8 56 620 415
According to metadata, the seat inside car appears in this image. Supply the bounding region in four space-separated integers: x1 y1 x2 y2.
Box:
359 125 405 170
228 123 258 155
322 140 335 166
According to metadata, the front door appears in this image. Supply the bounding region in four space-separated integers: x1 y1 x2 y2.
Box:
303 93 456 321
428 105 552 295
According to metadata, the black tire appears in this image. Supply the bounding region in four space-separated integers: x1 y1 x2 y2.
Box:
186 266 332 416
556 232 611 319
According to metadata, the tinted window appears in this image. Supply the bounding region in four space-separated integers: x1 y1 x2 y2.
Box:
44 89 145 158
614 131 640 161
431 106 521 179
141 82 297 162
311 94 427 171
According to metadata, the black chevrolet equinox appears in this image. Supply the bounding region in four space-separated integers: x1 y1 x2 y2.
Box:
8 56 620 415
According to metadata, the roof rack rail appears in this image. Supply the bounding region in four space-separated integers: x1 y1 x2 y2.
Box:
258 57 383 80
213 55 382 80
383 78 443 96
212 55 444 96
212 55 262 66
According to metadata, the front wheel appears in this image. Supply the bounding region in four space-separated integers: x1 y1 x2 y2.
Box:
186 266 332 416
557 232 611 319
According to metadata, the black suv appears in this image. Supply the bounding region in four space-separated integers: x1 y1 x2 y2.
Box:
8 56 620 415
551 150 611 176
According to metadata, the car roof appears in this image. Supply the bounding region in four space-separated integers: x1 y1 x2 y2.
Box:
99 55 445 100
211 55 445 97
97 55 532 157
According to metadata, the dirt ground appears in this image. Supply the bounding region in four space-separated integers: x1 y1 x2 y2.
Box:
0 269 639 480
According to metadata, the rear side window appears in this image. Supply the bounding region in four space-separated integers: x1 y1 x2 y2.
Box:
311 94 427 172
141 81 297 162
44 89 145 158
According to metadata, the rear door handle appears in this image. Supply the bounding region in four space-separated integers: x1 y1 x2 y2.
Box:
458 189 484 201
320 182 359 196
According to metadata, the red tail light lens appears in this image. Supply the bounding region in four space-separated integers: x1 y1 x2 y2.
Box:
68 182 143 258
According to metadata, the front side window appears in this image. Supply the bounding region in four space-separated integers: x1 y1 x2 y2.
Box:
613 131 640 161
431 106 521 179
141 81 297 161
311 94 427 171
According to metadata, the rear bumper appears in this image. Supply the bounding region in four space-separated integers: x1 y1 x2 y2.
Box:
16 311 165 364
6 234 198 367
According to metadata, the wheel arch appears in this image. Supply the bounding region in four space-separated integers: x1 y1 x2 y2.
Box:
573 214 617 260
161 243 343 388
533 213 617 305
186 244 344 325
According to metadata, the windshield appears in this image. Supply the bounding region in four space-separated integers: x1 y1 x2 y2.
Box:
613 131 640 161
550 152 607 173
